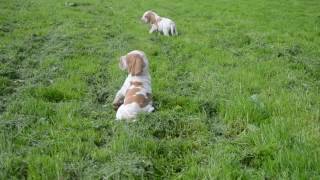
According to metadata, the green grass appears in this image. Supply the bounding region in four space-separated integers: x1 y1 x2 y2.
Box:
1 0 319 179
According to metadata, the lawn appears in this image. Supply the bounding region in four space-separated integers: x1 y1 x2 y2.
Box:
0 0 319 179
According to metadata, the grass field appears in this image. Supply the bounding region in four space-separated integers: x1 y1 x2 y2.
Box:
1 0 320 179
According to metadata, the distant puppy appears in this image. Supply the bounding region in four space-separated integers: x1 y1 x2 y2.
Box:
113 50 154 120
141 10 178 36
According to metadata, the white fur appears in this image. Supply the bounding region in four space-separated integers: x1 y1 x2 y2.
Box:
116 103 154 120
141 11 178 36
113 50 154 120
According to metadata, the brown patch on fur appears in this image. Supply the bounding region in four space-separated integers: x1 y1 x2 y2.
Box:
145 12 157 24
126 53 145 76
124 87 152 108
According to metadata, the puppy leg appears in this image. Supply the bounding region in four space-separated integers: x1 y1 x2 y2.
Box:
163 28 170 36
113 77 131 110
171 24 178 36
112 94 124 111
116 104 125 120
144 104 154 112
149 24 157 34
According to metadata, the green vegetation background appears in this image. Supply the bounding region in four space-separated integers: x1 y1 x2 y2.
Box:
0 0 319 179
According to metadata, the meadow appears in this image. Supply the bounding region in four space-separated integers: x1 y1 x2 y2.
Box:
0 0 319 179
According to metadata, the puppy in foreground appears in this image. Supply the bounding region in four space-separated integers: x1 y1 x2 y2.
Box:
141 10 178 36
113 50 154 120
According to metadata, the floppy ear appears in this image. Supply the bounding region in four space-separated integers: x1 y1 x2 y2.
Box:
145 12 156 24
127 54 145 76
119 56 127 70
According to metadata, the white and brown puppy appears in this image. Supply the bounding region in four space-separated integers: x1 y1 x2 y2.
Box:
113 50 154 120
141 10 178 36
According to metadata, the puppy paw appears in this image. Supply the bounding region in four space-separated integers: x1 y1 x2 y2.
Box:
112 100 123 111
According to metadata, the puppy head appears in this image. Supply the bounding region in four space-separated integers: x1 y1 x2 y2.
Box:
119 50 148 76
141 10 157 24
